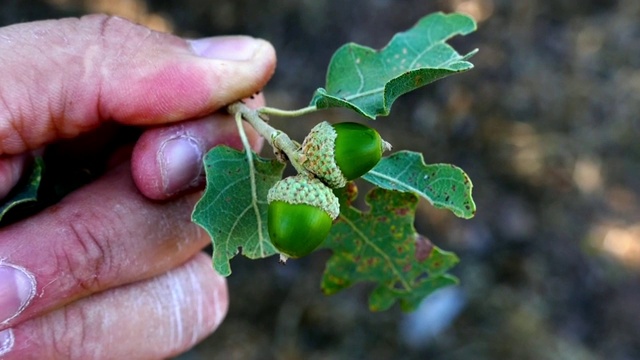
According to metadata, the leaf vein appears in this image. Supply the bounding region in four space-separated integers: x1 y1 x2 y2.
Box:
225 204 252 255
236 114 267 256
349 47 366 94
339 214 412 290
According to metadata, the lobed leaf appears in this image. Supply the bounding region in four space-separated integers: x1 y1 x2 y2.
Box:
322 185 459 311
362 151 476 219
192 146 285 276
310 12 477 119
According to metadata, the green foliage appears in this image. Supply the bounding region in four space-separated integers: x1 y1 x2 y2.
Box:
362 151 476 219
323 184 459 311
0 157 43 223
192 146 285 276
191 12 479 311
0 11 477 312
311 12 477 119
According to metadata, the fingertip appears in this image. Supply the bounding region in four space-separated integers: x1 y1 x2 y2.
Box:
0 328 14 357
105 34 277 125
189 36 267 62
6 253 228 359
132 110 264 201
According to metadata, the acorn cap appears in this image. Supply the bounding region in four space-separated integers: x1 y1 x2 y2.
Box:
267 175 340 219
299 121 347 188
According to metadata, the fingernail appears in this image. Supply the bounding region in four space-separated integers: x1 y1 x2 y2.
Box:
0 264 36 324
0 329 14 356
159 136 204 195
189 36 263 61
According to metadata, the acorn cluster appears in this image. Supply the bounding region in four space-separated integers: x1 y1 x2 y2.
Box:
268 121 388 259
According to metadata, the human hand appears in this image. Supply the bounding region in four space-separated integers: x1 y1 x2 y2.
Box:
0 14 275 359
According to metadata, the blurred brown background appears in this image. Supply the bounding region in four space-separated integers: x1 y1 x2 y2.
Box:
3 0 640 359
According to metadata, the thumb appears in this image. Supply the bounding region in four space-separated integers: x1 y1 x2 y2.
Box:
0 15 276 156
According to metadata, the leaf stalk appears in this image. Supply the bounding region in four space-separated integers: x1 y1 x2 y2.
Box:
228 102 311 176
258 105 318 118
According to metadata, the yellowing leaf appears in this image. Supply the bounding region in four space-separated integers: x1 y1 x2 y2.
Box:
323 185 459 311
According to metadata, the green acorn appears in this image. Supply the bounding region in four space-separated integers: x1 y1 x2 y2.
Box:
267 175 340 259
299 121 388 188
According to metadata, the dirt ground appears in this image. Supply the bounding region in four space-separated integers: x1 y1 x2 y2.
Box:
3 0 640 359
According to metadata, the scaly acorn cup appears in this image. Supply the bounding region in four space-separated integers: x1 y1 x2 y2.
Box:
299 121 389 188
267 175 340 259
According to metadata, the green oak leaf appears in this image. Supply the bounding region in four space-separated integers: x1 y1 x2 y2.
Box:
310 12 477 119
192 146 285 276
362 151 475 219
322 185 459 311
0 157 44 223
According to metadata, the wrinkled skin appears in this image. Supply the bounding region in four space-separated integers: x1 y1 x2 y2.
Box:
0 14 276 359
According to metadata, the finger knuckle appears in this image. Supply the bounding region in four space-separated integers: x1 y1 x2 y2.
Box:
0 92 30 155
46 304 95 360
88 14 156 62
53 208 120 294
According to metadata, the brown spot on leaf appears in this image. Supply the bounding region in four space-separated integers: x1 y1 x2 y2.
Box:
345 181 358 201
415 233 434 262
